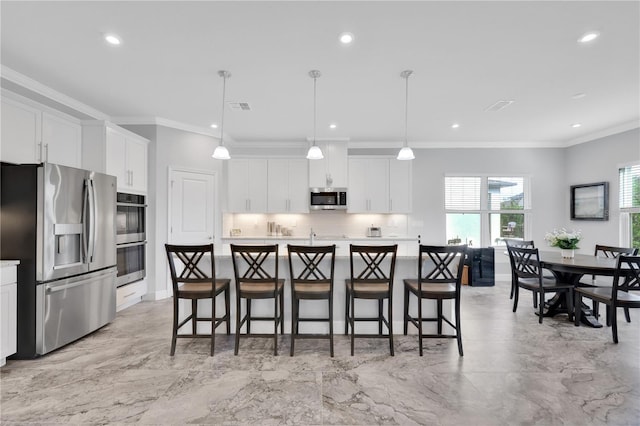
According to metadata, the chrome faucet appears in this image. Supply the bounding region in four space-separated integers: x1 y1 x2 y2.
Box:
310 227 316 244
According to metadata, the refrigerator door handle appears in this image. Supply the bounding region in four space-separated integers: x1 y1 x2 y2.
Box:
88 178 97 263
82 178 90 263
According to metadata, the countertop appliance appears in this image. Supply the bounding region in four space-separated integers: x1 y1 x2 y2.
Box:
310 187 347 210
0 162 117 358
367 227 382 237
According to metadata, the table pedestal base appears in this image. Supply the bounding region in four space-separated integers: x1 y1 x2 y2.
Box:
540 293 603 328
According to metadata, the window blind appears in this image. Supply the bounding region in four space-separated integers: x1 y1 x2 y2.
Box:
619 164 640 209
445 177 481 210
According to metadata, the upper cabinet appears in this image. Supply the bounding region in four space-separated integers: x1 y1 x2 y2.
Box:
267 159 308 213
1 95 81 168
83 120 148 193
388 160 412 213
348 158 412 213
308 141 348 188
227 159 268 212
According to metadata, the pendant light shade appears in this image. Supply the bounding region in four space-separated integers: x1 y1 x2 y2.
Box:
397 146 415 160
212 70 231 160
306 70 324 160
397 69 415 161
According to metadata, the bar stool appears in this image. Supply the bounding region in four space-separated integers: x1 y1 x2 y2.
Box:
403 244 466 356
345 244 397 356
164 244 230 356
287 244 336 356
230 244 284 355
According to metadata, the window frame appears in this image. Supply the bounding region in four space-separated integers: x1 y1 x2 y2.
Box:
444 173 532 247
618 162 640 248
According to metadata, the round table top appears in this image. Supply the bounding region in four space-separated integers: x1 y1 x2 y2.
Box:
539 251 618 276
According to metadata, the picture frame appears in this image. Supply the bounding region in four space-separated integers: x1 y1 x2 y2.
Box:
570 181 609 221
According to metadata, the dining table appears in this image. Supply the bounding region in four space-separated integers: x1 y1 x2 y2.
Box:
539 251 620 328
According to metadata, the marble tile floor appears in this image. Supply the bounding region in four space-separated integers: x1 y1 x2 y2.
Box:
1 281 639 425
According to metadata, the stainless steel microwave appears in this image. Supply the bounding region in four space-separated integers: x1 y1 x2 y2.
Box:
310 188 347 210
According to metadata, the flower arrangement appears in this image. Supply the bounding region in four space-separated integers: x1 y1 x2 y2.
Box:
544 228 582 249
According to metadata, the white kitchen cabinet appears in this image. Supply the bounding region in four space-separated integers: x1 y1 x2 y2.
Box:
83 120 148 193
348 158 389 213
1 96 81 168
268 159 308 213
116 279 148 312
348 158 412 213
227 159 268 212
0 261 19 367
308 141 348 188
388 160 412 213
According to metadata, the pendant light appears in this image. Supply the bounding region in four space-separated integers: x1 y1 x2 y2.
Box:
306 70 324 160
212 70 231 160
397 70 415 160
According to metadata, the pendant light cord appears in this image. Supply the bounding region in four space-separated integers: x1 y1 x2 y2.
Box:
313 74 317 146
219 72 227 147
404 71 410 148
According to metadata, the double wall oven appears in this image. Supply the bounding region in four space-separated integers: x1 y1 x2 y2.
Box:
116 192 146 287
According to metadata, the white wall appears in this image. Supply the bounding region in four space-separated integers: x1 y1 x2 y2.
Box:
406 147 566 276
565 128 640 251
124 124 224 299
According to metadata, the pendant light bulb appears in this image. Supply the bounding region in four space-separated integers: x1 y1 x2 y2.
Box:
212 70 231 160
307 70 324 160
397 69 415 161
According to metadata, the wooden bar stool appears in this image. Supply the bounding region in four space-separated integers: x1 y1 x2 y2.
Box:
231 244 284 355
403 244 466 356
164 244 230 356
287 244 336 357
345 244 397 356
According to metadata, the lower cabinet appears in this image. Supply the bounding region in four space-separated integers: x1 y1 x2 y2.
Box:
1 262 18 366
116 279 148 312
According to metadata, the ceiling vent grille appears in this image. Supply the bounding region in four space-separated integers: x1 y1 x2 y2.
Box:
228 102 251 111
485 100 514 112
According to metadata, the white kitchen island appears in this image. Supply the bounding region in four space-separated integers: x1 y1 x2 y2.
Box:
176 238 457 338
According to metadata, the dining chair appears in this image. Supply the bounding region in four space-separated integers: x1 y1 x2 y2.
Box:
508 245 574 323
574 254 640 343
287 244 336 357
504 239 538 306
586 245 638 325
403 244 467 356
345 244 397 356
164 244 230 356
230 244 284 355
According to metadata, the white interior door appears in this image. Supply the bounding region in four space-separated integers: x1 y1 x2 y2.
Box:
169 169 215 244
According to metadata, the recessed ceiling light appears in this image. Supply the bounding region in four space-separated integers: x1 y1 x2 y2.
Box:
339 32 354 45
329 123 337 129
451 123 460 129
571 123 582 128
210 123 218 129
104 34 121 45
578 31 600 43
571 93 587 100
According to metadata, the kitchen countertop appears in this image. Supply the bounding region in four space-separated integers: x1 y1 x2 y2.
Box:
221 236 418 241
0 260 20 267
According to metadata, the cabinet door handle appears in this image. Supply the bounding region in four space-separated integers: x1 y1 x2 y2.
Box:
37 143 43 162
389 199 393 211
44 144 49 162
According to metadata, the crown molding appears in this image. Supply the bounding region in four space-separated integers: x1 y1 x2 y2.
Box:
1 65 109 120
563 120 640 147
347 139 564 149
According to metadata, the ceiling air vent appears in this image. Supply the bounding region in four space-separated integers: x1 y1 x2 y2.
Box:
485 100 514 112
227 102 251 111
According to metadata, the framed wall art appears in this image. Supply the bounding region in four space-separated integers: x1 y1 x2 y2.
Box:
570 181 609 221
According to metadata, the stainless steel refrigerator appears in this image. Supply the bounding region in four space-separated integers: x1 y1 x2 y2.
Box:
1 162 117 358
